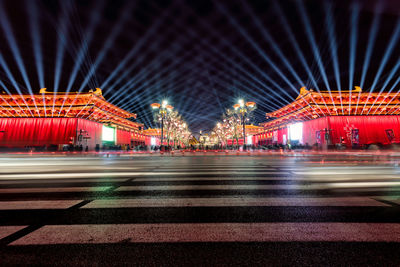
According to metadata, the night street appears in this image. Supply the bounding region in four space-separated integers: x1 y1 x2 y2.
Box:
1 153 400 265
2 0 400 265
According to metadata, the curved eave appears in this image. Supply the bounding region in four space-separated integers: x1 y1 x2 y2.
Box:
0 92 136 119
262 104 400 132
266 91 400 119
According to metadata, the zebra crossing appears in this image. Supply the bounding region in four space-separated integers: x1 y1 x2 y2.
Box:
1 155 400 265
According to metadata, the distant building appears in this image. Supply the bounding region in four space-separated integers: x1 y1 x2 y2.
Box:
254 87 400 148
227 124 264 146
142 128 161 146
0 88 151 150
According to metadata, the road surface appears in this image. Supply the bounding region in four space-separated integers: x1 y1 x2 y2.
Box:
1 152 400 266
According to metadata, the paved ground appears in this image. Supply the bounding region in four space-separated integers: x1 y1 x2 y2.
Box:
1 152 400 266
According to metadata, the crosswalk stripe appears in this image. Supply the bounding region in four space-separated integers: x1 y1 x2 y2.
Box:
0 200 83 210
132 176 400 182
0 226 27 239
132 177 300 181
116 183 400 191
328 182 400 188
0 187 111 193
2 157 400 249
0 171 285 180
294 170 400 175
81 197 388 208
0 167 277 175
153 168 278 171
0 178 129 184
116 185 308 191
376 196 400 205
10 223 400 245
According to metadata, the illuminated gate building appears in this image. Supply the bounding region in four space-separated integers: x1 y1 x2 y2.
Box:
254 87 400 148
0 88 150 150
142 128 161 146
227 124 264 146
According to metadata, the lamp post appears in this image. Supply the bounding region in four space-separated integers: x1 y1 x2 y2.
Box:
199 130 203 149
216 123 221 148
233 100 256 148
151 100 173 149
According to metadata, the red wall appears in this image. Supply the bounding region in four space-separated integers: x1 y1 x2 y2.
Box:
303 116 400 146
117 129 148 146
0 117 155 150
0 118 77 147
302 117 329 145
228 139 244 145
0 118 104 150
116 129 131 145
76 119 102 149
277 127 288 144
256 116 400 147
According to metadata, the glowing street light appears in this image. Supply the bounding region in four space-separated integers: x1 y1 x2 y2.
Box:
233 99 256 146
151 100 173 147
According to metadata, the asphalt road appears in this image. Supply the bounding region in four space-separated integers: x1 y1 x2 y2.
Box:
1 152 400 266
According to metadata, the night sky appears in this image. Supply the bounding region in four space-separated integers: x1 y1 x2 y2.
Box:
0 0 400 133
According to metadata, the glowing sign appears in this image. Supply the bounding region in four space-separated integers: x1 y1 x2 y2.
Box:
289 122 303 141
247 135 253 145
102 126 115 142
151 137 156 146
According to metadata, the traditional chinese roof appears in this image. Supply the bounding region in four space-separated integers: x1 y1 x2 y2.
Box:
244 124 264 136
143 128 161 137
261 87 400 130
0 88 143 131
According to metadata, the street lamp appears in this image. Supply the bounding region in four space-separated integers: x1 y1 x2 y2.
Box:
233 99 256 147
151 100 174 148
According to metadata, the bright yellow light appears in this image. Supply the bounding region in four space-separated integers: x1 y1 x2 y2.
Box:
162 100 168 108
150 103 160 109
246 101 255 108
238 99 244 107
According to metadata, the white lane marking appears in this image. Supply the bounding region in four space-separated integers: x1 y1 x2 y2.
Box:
0 187 111 193
0 226 27 239
0 171 283 180
81 197 388 208
10 223 400 244
0 200 83 210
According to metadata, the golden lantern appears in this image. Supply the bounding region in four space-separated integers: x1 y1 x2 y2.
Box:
150 103 161 109
246 101 256 108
